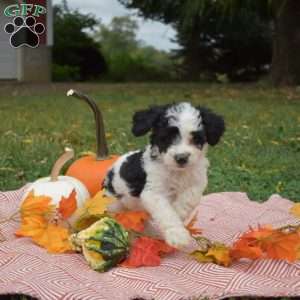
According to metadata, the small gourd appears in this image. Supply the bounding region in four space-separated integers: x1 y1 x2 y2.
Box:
22 148 90 225
69 217 129 272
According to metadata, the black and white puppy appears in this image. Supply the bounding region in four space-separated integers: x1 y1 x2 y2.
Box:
103 102 225 248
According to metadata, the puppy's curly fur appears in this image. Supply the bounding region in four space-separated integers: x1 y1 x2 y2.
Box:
104 102 225 248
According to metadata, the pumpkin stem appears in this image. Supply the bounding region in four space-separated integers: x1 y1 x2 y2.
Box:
51 147 74 181
67 89 109 160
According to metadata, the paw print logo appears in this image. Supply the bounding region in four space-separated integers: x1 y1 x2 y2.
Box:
4 16 45 48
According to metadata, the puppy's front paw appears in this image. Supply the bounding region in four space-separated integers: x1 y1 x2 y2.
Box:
165 227 192 249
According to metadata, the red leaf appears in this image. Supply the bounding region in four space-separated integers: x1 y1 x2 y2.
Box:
58 189 77 219
120 236 175 268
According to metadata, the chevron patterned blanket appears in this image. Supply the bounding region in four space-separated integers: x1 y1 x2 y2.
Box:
0 186 300 300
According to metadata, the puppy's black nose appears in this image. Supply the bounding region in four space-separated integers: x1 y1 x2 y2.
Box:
174 153 190 166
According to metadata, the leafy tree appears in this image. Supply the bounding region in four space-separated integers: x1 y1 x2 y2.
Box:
97 16 140 55
119 0 300 86
95 16 174 81
53 2 107 81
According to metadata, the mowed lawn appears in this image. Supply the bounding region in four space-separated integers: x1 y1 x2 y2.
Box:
0 82 299 203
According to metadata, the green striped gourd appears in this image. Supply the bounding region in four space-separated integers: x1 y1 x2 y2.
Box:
70 217 129 272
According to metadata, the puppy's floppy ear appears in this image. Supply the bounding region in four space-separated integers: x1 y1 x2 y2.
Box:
199 107 225 146
132 106 164 136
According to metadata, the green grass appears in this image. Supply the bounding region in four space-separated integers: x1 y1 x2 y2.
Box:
0 82 299 202
0 82 299 298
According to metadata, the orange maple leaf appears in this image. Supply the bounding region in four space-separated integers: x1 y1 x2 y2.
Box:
230 225 300 262
58 189 77 219
230 237 263 260
15 215 47 238
115 211 150 232
33 223 72 253
16 215 72 253
20 192 53 217
186 214 202 236
120 236 175 268
260 230 300 262
230 226 273 260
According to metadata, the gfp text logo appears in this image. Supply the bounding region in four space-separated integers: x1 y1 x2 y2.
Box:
4 4 46 18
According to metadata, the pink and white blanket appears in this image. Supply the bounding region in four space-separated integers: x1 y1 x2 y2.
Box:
0 186 300 300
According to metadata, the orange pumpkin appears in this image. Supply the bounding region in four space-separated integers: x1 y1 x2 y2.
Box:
66 89 118 196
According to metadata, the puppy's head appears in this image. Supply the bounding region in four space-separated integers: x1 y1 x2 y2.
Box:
132 102 225 170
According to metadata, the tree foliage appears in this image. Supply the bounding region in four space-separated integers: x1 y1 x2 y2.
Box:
175 5 272 81
53 2 107 81
95 16 175 81
119 0 272 81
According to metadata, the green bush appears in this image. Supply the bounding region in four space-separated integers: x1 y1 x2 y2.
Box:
52 64 80 81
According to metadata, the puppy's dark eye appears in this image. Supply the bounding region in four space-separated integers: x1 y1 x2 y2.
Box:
191 131 206 148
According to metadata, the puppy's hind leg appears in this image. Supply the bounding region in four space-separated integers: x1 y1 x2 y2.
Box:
141 190 192 249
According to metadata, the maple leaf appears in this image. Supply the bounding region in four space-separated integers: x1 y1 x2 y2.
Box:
260 230 300 262
20 192 54 217
206 243 231 266
230 225 300 262
230 226 273 260
120 236 175 268
185 213 202 236
290 203 300 218
33 223 72 253
16 215 72 253
58 189 77 219
190 250 215 264
114 211 149 232
15 215 47 238
297 245 300 260
230 238 263 260
191 242 231 266
73 190 115 231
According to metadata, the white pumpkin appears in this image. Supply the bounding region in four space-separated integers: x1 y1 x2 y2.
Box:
22 148 90 225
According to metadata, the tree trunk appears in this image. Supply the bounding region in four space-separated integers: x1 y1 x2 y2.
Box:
182 19 203 81
271 0 300 86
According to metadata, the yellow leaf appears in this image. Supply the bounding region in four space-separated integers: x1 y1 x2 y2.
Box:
33 223 72 253
22 139 33 144
206 243 231 267
20 192 54 217
290 203 300 218
73 215 103 232
85 190 115 215
15 215 47 238
191 243 231 267
73 190 115 230
190 251 214 263
275 181 284 193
